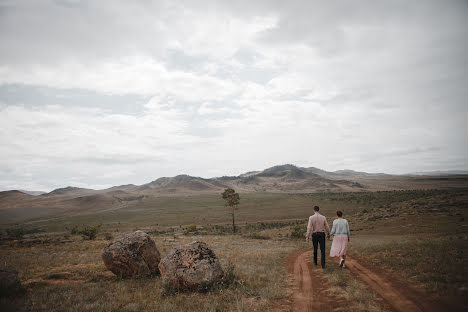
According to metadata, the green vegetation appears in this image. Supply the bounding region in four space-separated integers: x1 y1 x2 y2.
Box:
290 224 306 239
356 236 468 296
6 227 25 240
4 226 44 240
1 188 466 310
222 188 240 233
71 222 102 240
6 189 465 234
183 224 197 235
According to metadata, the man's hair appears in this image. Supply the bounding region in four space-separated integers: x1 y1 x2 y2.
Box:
313 206 320 212
336 210 343 217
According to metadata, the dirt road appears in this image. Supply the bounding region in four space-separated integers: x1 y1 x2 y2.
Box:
284 250 347 312
285 250 454 312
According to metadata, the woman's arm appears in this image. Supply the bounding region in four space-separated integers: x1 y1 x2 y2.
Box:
330 220 336 236
346 220 350 241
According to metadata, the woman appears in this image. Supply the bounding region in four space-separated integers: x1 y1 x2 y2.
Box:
329 210 350 268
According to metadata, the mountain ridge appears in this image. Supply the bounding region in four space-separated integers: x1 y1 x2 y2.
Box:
5 164 468 195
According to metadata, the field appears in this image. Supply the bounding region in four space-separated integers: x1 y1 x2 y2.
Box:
1 188 467 311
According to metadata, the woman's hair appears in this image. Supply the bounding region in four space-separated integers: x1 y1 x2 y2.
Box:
336 210 343 217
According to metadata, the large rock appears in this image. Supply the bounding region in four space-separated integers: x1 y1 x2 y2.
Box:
101 231 161 277
0 268 24 298
158 241 224 291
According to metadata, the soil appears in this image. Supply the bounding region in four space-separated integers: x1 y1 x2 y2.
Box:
283 250 349 311
284 250 464 312
344 257 463 312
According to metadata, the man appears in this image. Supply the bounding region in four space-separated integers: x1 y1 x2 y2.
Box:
305 205 330 268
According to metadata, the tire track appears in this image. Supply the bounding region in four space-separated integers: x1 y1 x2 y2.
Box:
345 259 423 312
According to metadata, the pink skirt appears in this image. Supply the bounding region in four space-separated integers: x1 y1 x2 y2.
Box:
330 234 348 257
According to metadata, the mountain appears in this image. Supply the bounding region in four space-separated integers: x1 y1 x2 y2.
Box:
332 169 372 176
208 164 364 193
0 190 34 202
2 164 468 225
18 190 47 196
138 175 222 193
46 186 96 196
103 184 138 192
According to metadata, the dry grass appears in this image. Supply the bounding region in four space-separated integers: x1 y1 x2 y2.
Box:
321 263 387 312
1 188 466 311
0 234 301 311
355 235 468 297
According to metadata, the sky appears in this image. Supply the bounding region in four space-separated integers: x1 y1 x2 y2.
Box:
0 0 467 191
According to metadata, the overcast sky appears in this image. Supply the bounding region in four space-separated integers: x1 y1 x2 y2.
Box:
0 0 467 191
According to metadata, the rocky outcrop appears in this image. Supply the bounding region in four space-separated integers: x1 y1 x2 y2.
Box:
158 241 224 291
101 231 161 278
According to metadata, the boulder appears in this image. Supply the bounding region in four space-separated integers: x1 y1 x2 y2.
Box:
158 241 224 291
0 268 24 298
101 231 161 277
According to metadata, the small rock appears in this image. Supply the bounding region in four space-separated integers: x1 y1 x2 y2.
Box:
101 231 161 278
158 241 224 291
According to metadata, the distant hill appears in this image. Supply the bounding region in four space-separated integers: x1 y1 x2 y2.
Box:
102 184 138 193
138 175 221 193
46 186 95 196
1 164 468 225
207 164 365 193
0 190 34 202
18 190 47 195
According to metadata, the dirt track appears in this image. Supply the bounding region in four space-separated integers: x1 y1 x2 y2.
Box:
284 250 348 311
285 250 455 312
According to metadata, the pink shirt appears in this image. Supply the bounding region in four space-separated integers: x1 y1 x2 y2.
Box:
306 213 330 238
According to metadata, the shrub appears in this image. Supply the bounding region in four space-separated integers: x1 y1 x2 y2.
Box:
70 226 79 235
74 222 102 240
244 232 270 240
290 224 306 239
184 224 197 235
6 227 25 240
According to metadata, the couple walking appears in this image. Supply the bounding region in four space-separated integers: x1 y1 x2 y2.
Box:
305 206 350 268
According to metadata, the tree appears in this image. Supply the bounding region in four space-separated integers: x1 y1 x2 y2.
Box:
222 188 240 233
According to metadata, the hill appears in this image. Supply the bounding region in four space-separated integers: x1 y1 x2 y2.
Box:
1 164 468 226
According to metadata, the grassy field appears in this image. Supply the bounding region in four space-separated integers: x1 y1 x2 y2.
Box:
0 234 305 311
7 189 466 234
1 189 467 311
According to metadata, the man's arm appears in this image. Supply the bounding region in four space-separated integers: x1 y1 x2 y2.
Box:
306 216 313 241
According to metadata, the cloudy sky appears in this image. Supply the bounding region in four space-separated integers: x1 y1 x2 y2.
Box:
0 0 467 191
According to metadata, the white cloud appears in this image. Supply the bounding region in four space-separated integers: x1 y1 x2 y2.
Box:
0 0 467 190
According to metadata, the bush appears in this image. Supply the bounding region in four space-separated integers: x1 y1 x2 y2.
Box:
72 223 102 240
244 232 270 240
70 226 79 235
184 224 197 235
6 227 25 240
290 224 306 239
